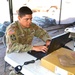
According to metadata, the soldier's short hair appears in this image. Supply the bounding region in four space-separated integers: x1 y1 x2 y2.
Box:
18 6 33 17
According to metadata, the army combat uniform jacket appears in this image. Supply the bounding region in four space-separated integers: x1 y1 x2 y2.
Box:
6 21 51 53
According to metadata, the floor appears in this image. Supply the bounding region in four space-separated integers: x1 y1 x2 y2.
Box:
0 28 68 75
0 43 9 75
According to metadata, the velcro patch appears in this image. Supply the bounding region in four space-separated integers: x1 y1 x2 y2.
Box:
10 35 16 41
8 29 15 35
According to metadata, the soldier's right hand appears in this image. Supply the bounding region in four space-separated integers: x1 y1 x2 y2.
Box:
32 45 48 53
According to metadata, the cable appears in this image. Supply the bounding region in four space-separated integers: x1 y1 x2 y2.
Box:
14 58 39 74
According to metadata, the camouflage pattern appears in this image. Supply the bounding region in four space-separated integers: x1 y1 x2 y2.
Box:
6 21 51 53
9 70 23 75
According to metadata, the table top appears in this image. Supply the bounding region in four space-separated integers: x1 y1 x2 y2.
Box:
65 27 75 33
4 52 55 75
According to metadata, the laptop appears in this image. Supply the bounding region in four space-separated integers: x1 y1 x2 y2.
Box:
28 32 71 59
47 32 71 54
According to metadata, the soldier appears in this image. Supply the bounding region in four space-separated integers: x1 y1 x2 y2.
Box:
5 6 51 75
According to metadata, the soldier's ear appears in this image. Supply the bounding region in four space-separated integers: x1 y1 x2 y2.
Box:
18 16 21 20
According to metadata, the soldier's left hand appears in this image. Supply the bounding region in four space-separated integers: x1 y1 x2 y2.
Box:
46 40 51 47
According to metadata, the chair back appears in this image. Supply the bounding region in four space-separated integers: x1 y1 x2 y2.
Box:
2 35 6 48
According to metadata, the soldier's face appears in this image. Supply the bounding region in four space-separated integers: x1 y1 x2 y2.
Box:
18 14 32 28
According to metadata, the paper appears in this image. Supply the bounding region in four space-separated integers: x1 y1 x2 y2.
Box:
55 66 68 75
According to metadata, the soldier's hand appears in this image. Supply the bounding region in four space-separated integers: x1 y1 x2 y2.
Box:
32 46 48 53
46 40 51 47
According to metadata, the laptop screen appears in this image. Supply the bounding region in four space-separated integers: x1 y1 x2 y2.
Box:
47 32 70 54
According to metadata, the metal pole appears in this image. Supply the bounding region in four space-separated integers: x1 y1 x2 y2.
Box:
8 0 13 23
59 0 62 25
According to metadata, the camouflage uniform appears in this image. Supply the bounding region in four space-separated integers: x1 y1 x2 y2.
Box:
9 70 23 75
6 21 51 53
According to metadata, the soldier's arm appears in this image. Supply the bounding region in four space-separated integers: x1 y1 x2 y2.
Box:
34 25 51 42
6 28 33 53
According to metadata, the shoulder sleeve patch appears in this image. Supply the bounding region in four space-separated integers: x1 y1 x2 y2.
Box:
10 34 16 41
8 29 15 35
